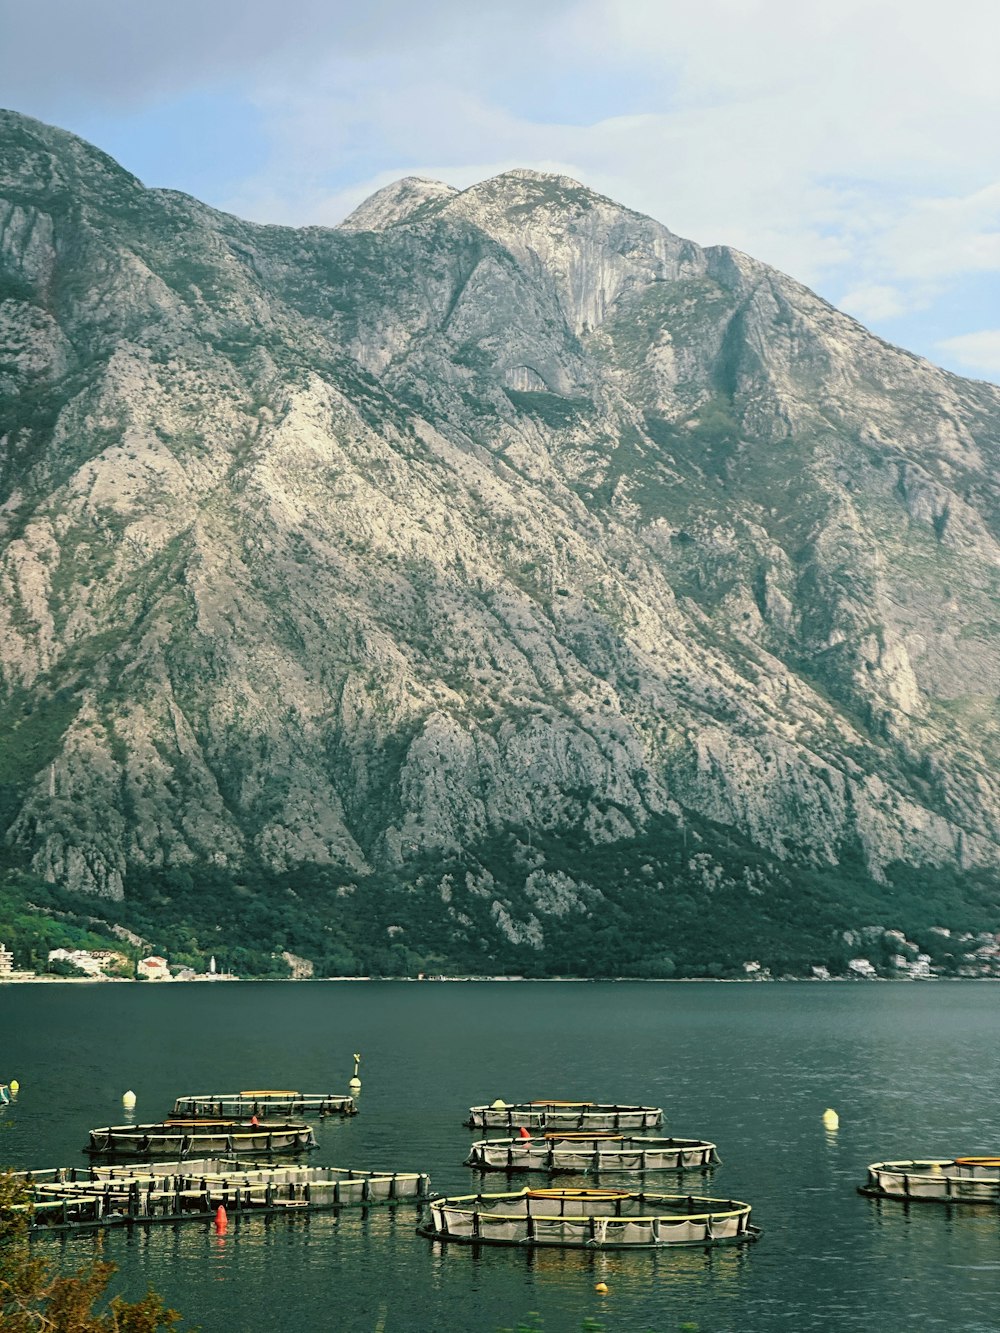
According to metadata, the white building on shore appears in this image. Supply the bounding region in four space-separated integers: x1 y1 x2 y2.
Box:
137 955 172 981
48 948 104 977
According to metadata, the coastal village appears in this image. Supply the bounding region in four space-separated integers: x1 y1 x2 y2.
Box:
0 943 238 982
1 928 999 981
742 926 1000 981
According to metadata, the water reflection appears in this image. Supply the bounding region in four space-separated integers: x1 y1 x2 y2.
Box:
208 1232 230 1280
865 1195 1000 1257
425 1229 753 1304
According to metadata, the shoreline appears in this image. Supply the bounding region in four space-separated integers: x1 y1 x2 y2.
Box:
2 973 995 985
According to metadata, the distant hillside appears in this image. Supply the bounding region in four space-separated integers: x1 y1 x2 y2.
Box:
1 110 999 974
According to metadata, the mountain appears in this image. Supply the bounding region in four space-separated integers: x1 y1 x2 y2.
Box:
1 110 999 975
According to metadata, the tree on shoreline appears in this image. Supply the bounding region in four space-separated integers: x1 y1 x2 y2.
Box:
0 1171 183 1331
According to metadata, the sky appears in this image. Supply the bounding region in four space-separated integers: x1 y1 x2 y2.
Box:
3 0 1000 382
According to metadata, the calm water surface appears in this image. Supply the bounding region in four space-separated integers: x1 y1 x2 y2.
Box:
2 980 999 1332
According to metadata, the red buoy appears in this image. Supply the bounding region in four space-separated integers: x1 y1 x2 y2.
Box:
519 1126 532 1140
214 1205 228 1235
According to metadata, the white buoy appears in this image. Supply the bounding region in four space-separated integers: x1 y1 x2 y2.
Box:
822 1107 839 1130
349 1052 362 1092
122 1089 137 1110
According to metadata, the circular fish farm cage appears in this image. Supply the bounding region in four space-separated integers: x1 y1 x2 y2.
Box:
85 1120 318 1158
418 1187 758 1249
859 1158 1000 1204
465 1134 719 1174
171 1092 356 1119
465 1102 663 1132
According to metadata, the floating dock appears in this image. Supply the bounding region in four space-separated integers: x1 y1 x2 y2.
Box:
85 1120 318 1158
465 1134 719 1174
466 1101 663 1132
418 1186 758 1249
11 1158 431 1234
859 1157 1000 1204
171 1091 356 1119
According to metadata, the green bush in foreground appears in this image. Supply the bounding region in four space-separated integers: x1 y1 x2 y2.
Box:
0 1171 184 1331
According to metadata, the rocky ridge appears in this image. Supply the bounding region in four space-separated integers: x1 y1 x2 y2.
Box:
1 110 999 965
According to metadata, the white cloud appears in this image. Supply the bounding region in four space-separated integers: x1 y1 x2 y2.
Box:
877 184 1000 282
205 0 1000 302
936 330 1000 377
11 0 1000 369
0 0 572 108
838 285 911 323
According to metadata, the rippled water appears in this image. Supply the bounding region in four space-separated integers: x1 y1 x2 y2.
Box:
2 980 999 1332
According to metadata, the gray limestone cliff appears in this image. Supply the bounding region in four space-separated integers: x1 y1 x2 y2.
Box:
1 110 998 957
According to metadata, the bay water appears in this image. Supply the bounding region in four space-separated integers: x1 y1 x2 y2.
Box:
2 980 999 1332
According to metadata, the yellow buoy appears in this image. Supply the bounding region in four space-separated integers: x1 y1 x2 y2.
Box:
9 1079 19 1096
595 1282 609 1294
122 1089 137 1110
492 1098 506 1110
822 1108 839 1130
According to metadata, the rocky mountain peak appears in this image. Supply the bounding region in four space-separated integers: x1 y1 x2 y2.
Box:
404 166 692 338
474 166 594 194
0 108 144 207
338 175 459 231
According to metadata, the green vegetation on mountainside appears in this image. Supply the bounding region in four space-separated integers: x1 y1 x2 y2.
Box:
3 806 996 980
